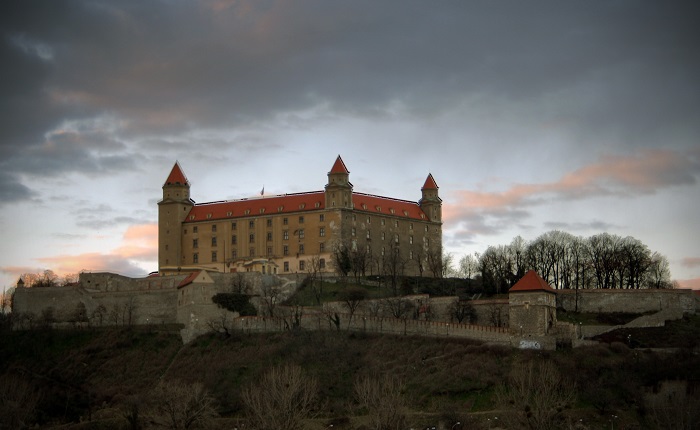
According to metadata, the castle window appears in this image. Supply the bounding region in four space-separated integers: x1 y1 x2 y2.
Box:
267 219 272 227
232 250 237 259
394 220 398 227
381 232 385 241
232 222 237 230
409 250 414 259
366 230 371 239
394 234 399 244
227 211 232 217
278 206 284 212
165 245 168 251
320 227 325 237
190 215 195 220
207 213 212 219
193 239 198 248
351 227 356 237
319 214 324 222
320 258 326 269
299 203 305 209
315 202 320 208
283 230 289 240
409 236 413 245
390 208 395 214
381 247 385 256
260 208 265 214
319 242 325 253
425 225 428 232
211 237 217 247
298 229 305 239
184 229 187 234
367 216 370 224
299 260 305 271
362 204 367 210
249 234 255 243
403 210 408 216
299 216 304 224
283 217 288 225
267 246 273 256
249 220 254 228
267 232 272 241
421 214 425 219
250 248 255 257
193 226 198 233
211 251 217 262
193 253 199 263
244 209 250 215
284 261 289 272
299 244 305 254
283 245 289 256
212 225 217 232
409 223 413 230
232 235 237 244
381 219 385 226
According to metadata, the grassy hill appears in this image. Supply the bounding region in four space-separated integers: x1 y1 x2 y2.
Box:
1 316 699 429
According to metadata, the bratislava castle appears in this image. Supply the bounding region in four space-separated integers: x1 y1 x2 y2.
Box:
158 156 442 276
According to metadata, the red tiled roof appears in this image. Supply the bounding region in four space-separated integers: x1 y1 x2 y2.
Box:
353 193 428 220
183 191 429 222
164 162 189 186
509 270 556 293
178 271 199 288
329 155 349 174
422 173 438 190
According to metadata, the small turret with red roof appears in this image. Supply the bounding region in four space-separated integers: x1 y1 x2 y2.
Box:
419 173 442 222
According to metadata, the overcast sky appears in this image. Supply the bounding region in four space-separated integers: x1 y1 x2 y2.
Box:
1 0 699 290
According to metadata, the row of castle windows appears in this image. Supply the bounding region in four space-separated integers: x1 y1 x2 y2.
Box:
190 239 428 265
186 214 327 235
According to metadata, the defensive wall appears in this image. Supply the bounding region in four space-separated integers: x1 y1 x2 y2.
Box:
557 288 696 315
11 271 698 350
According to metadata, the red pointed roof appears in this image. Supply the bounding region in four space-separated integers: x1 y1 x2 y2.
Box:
164 162 189 186
178 271 199 288
329 155 349 174
509 270 556 293
422 173 438 190
183 190 429 223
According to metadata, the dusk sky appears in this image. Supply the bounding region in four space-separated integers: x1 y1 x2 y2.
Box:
1 1 699 290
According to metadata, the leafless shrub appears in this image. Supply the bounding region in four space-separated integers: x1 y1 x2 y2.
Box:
496 359 576 430
0 375 40 429
646 381 700 430
354 373 406 430
240 364 318 430
145 380 218 429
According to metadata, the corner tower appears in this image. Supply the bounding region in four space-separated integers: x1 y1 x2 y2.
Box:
158 162 193 274
419 174 442 223
325 155 353 209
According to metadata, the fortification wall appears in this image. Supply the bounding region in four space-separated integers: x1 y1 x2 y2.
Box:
557 289 696 314
80 272 185 292
12 285 178 327
471 299 509 327
223 313 513 346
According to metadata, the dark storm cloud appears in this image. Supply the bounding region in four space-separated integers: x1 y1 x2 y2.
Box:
1 0 699 204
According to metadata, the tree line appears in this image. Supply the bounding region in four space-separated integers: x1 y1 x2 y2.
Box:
457 231 673 294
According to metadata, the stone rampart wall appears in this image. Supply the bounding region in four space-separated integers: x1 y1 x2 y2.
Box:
557 289 696 314
226 313 512 345
12 285 177 327
471 299 509 327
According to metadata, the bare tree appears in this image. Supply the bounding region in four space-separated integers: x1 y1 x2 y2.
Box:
91 304 107 327
449 300 476 324
497 360 576 430
458 253 479 283
230 272 249 294
646 382 700 430
426 245 443 278
354 373 406 430
340 286 368 328
146 380 218 430
260 283 280 317
125 296 138 326
0 375 40 429
241 364 318 430
384 244 407 295
382 297 414 320
206 309 233 337
305 255 324 305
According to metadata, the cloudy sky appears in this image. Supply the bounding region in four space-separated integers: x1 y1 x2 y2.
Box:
1 0 699 289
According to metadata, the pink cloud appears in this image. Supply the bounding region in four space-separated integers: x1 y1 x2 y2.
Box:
32 223 158 278
681 257 700 268
443 149 699 229
675 278 700 290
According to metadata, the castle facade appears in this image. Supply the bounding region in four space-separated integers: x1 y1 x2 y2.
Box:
158 156 442 277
